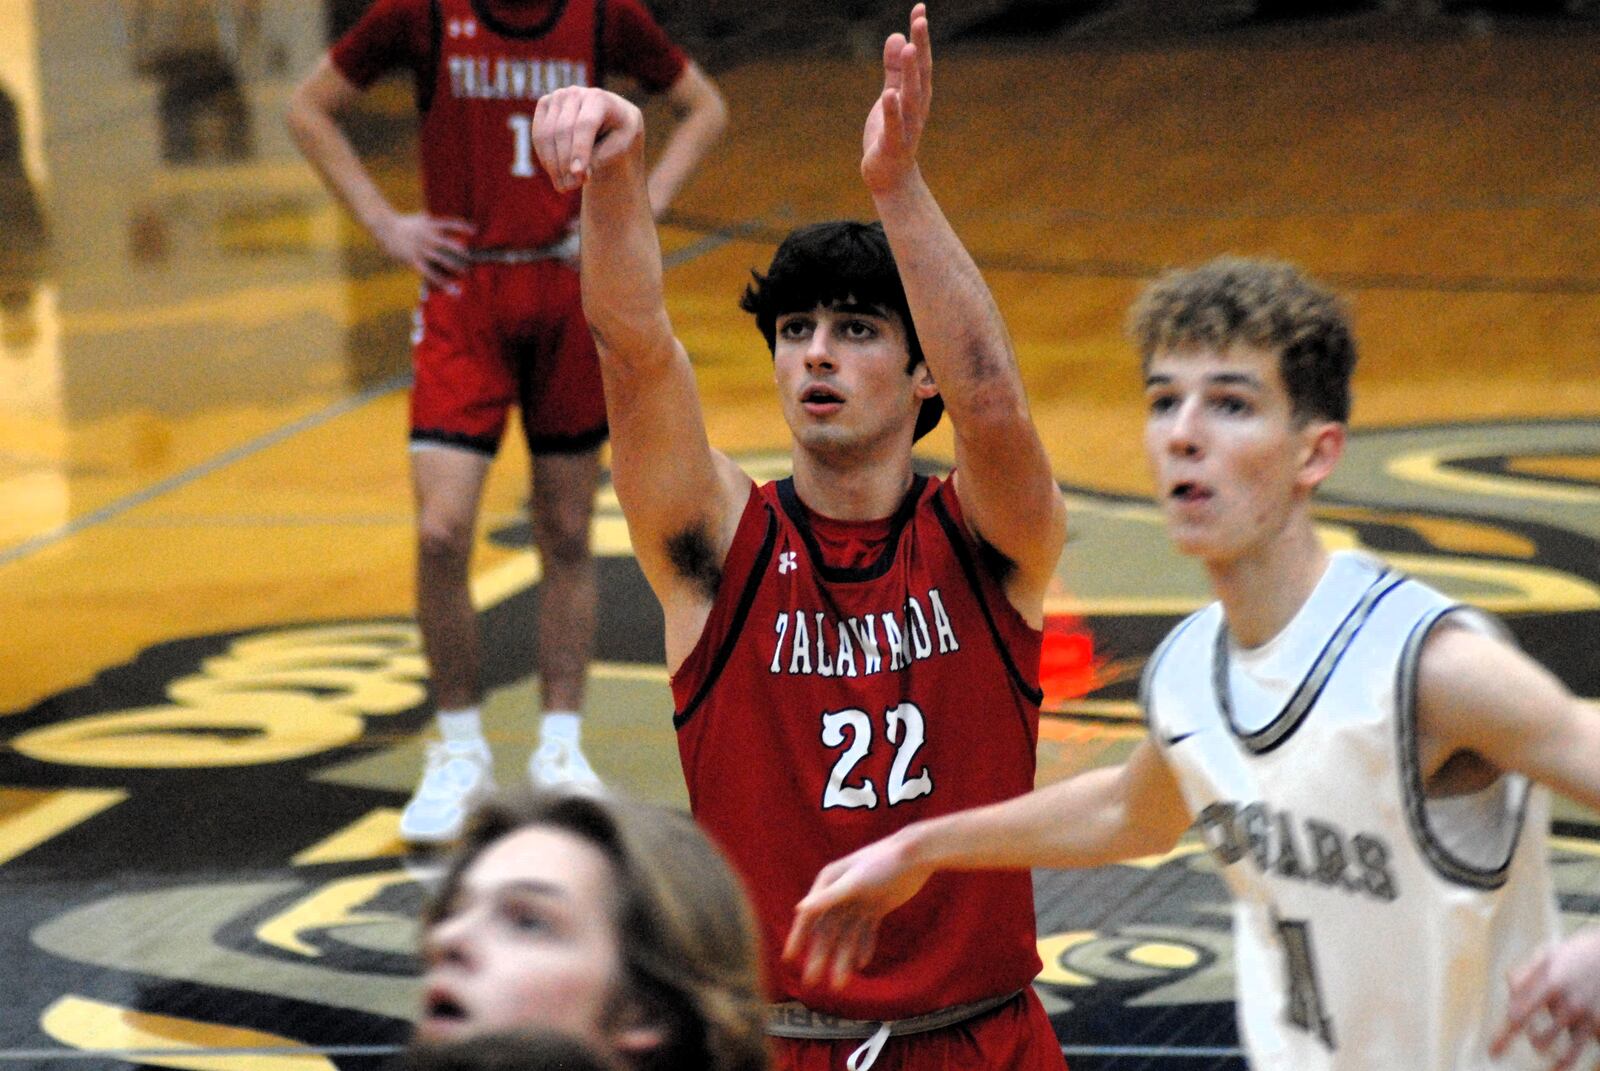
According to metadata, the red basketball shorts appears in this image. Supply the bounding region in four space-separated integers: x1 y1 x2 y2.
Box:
409 259 607 457
771 989 1067 1071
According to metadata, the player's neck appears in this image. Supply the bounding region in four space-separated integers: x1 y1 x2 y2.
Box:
1205 523 1331 650
788 450 916 522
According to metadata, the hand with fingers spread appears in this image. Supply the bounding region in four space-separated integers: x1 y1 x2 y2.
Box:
1491 929 1600 1070
374 212 475 289
783 831 934 991
532 87 645 195
861 3 934 194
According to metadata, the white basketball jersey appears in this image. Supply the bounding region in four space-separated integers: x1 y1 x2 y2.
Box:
1145 550 1560 1071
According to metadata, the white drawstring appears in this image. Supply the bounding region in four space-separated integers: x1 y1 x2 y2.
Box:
845 1022 891 1071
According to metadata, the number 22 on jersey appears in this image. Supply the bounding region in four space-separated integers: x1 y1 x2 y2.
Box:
820 702 934 810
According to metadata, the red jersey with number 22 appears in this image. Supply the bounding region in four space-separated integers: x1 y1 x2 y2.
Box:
673 474 1045 1020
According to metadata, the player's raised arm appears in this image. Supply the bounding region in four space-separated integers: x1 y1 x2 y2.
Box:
862 6 1066 621
784 736 1191 990
531 88 749 660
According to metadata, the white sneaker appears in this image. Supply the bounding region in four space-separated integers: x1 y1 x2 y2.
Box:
399 741 495 844
529 737 603 794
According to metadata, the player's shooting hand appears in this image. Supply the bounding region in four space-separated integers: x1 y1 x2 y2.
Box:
533 87 644 193
1490 929 1600 1070
783 832 933 991
378 212 474 288
861 4 933 195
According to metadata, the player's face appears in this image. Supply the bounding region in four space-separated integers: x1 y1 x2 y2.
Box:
1143 345 1333 564
417 826 623 1046
772 302 925 456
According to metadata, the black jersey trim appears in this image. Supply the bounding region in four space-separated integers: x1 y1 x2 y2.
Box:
1218 569 1406 755
673 504 778 730
592 0 607 85
775 475 927 584
421 0 442 113
1396 606 1528 890
928 493 1044 711
1141 609 1207 745
470 0 570 40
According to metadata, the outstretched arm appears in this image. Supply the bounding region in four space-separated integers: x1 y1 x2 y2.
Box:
532 88 749 666
784 737 1191 989
285 56 473 288
862 5 1066 623
1417 623 1600 1069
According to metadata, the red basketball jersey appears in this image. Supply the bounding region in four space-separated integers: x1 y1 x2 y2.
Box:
422 0 595 249
673 474 1045 1020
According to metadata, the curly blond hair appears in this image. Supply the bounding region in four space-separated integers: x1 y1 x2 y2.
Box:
1128 256 1357 422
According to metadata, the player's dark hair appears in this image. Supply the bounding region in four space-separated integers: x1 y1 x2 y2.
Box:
1129 256 1357 424
740 220 944 441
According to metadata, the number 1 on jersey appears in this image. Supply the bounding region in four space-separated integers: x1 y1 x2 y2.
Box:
508 113 535 178
1274 913 1336 1050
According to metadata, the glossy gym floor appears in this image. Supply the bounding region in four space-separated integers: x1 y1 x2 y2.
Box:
0 2 1597 1068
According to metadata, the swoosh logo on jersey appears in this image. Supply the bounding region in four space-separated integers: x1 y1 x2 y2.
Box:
1165 730 1197 746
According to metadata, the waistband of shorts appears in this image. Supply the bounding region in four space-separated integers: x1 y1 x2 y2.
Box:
765 989 1023 1041
467 233 580 264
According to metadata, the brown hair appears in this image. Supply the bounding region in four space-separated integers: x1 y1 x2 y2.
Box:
425 791 769 1071
1128 256 1357 423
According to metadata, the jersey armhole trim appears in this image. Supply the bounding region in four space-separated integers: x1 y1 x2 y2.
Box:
929 492 1044 712
673 504 778 730
1396 605 1528 890
592 0 606 84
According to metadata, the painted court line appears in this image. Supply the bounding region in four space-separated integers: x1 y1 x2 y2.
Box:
0 373 410 571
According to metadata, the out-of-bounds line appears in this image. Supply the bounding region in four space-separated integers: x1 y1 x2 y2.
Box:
0 1045 404 1060
0 373 410 571
0 1043 1244 1062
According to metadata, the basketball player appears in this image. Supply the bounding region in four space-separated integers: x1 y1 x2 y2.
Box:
785 257 1600 1071
286 0 727 842
414 789 768 1071
529 6 1069 1069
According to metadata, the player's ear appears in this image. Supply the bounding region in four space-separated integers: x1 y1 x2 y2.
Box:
911 360 938 400
1297 420 1344 492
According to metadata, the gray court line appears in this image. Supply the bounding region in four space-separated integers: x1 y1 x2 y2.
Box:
0 373 409 572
